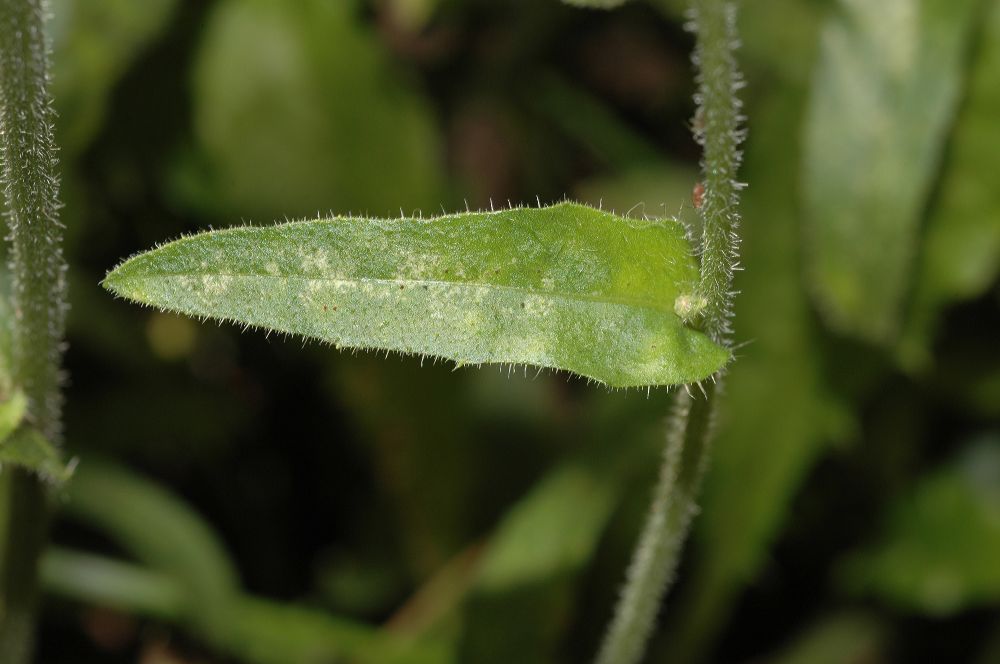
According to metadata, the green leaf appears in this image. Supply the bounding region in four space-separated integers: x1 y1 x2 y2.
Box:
562 0 629 8
764 613 884 664
0 390 27 443
460 463 621 664
900 0 1000 367
42 548 185 620
474 465 618 594
838 435 1000 616
457 398 666 664
42 550 449 664
49 0 178 156
183 0 445 219
802 0 980 343
0 426 71 484
57 464 448 664
63 459 240 636
103 203 728 388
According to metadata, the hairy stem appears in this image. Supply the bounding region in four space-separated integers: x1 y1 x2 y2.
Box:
595 386 716 664
0 0 66 660
691 0 744 347
595 1 742 663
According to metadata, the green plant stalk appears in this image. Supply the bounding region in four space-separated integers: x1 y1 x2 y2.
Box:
595 385 716 664
0 0 67 661
595 1 742 663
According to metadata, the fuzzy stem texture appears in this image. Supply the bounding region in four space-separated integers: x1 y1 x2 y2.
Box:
0 0 66 660
595 386 717 664
691 0 744 347
594 1 742 663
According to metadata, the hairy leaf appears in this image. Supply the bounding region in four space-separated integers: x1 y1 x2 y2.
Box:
0 427 71 484
803 0 980 342
104 203 728 388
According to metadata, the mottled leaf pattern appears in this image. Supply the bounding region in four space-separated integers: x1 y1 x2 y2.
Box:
104 203 728 388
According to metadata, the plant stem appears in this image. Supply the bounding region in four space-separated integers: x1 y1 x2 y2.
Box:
595 1 742 663
595 385 716 664
691 0 744 348
0 0 67 660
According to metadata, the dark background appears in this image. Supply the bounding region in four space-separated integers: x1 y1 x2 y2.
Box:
29 0 1000 662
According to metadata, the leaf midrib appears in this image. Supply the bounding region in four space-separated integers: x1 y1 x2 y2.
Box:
120 271 686 317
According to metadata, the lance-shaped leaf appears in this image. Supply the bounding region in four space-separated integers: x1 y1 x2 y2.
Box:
103 203 727 388
802 0 980 343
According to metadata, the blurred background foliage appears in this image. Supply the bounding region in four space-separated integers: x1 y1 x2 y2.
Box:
20 0 1000 661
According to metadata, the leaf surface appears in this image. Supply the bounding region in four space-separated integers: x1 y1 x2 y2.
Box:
901 0 1000 366
838 435 1000 616
184 0 444 219
104 203 728 388
802 0 980 342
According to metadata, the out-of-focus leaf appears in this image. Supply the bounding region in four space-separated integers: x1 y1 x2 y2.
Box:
0 427 71 483
527 72 663 169
838 435 1000 616
104 203 728 388
42 548 450 664
186 0 445 219
48 0 178 156
42 548 184 620
562 0 629 8
62 459 240 636
900 1 1000 367
803 0 980 343
227 595 450 664
0 390 26 443
458 442 644 663
475 464 618 593
765 613 885 664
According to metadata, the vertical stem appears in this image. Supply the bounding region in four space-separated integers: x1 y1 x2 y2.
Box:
595 385 716 664
691 0 744 348
0 0 66 660
595 1 742 663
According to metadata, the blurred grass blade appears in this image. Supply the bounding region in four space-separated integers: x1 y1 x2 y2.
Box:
62 459 240 636
42 549 450 664
803 0 980 342
41 548 184 620
104 203 728 387
900 1 1000 366
0 426 70 483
